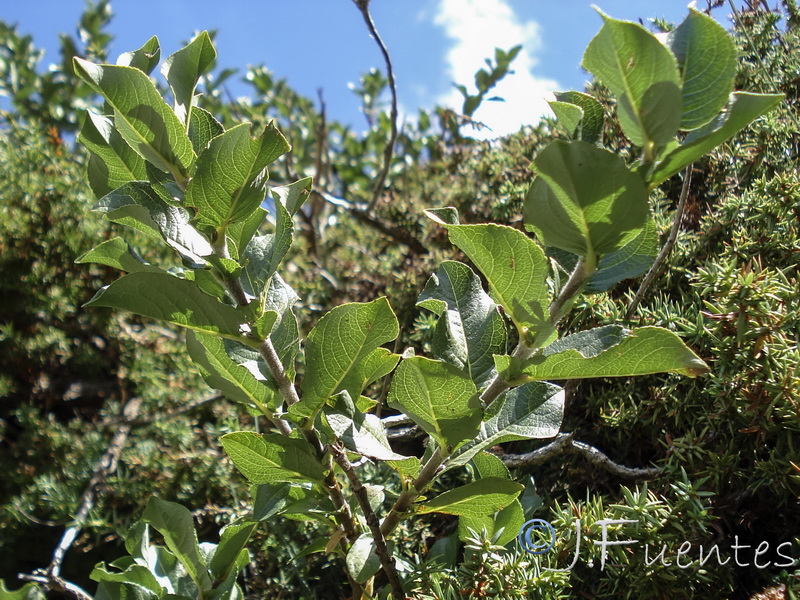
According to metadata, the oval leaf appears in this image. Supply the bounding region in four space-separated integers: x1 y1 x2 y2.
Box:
73 58 195 181
84 272 248 341
495 325 710 383
668 8 737 130
582 13 682 146
417 478 523 518
293 298 399 421
388 356 481 452
525 140 649 257
220 431 325 484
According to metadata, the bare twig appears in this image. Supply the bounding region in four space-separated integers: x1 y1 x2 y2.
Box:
315 189 429 254
499 433 661 479
625 165 693 320
330 444 405 600
351 0 399 212
48 396 142 579
19 573 93 600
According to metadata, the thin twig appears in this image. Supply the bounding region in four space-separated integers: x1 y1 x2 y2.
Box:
550 259 590 323
625 165 693 320
351 0 399 212
316 190 429 255
380 446 445 537
330 445 405 600
48 396 142 578
498 433 661 479
19 573 93 600
258 337 301 409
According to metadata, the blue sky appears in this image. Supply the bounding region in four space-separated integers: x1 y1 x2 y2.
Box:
3 1 728 137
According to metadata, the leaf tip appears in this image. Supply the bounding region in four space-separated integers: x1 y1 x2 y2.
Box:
424 206 460 226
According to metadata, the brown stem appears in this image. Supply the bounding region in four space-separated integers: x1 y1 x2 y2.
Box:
380 446 445 537
330 445 405 600
258 337 301 408
625 165 693 320
351 0 399 212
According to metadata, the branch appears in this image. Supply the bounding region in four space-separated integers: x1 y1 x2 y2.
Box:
498 433 662 479
625 165 693 320
19 573 92 600
330 444 405 600
352 0 399 212
380 446 445 537
550 258 591 324
498 433 574 468
48 396 142 579
316 190 429 255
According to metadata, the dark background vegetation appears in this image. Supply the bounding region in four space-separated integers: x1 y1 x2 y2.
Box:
0 1 798 598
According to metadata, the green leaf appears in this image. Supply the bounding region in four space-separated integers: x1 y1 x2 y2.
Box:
424 206 460 225
388 356 481 452
85 272 248 341
648 92 784 187
418 261 507 389
94 581 160 600
582 13 682 147
494 500 526 546
241 178 310 303
0 582 45 600
272 177 312 217
117 36 161 74
220 431 325 484
554 91 604 143
73 58 195 182
586 219 659 292
251 483 291 521
209 522 258 582
495 325 710 384
90 563 164 596
417 478 523 517
668 8 736 130
186 122 290 230
80 110 147 197
141 497 213 591
448 381 564 467
326 392 408 461
95 181 213 267
548 100 584 139
525 140 649 257
472 451 509 479
186 331 276 410
387 456 421 481
292 298 399 421
261 274 300 374
188 106 224 154
228 207 266 261
346 535 381 584
161 31 216 126
444 224 550 341
77 237 165 274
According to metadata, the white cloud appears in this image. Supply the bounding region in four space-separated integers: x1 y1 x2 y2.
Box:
433 0 560 138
